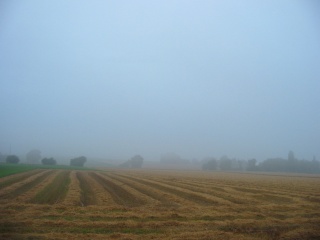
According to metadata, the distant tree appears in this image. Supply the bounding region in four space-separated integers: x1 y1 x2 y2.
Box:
119 161 131 168
130 155 144 168
160 152 189 164
219 156 232 171
247 159 257 171
288 151 295 162
258 156 320 174
41 157 56 165
26 149 41 164
192 158 200 165
301 160 312 173
119 155 144 168
287 150 297 172
310 158 320 173
259 158 287 172
0 153 6 162
70 156 86 167
6 155 20 164
237 160 247 171
202 158 218 171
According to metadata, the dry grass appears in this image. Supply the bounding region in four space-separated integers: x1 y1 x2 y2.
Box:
0 169 319 239
29 170 70 204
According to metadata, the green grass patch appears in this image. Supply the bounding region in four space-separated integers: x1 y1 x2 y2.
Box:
0 163 93 179
35 164 93 171
0 163 37 178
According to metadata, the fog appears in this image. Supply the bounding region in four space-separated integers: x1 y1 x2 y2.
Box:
1 0 319 163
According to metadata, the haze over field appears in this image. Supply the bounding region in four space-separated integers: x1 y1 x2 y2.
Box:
1 0 319 162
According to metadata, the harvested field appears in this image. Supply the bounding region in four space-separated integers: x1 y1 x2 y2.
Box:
0 169 319 239
76 171 97 206
29 170 71 204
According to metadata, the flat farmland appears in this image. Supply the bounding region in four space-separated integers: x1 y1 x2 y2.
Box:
0 169 319 239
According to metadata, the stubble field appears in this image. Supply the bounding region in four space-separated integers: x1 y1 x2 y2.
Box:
0 168 319 239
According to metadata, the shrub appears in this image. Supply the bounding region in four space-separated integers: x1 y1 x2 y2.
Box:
70 156 86 167
26 149 41 164
131 155 144 168
202 158 218 171
246 159 258 171
6 155 20 164
219 156 232 171
41 157 57 165
119 155 144 168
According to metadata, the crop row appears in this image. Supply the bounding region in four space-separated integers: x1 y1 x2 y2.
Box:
30 171 70 204
0 169 319 208
0 169 320 240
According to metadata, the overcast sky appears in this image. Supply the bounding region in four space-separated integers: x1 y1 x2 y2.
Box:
1 0 319 161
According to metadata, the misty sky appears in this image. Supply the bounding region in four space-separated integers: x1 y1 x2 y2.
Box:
1 0 319 161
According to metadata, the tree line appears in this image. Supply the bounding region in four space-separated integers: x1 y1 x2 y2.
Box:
0 150 87 167
0 150 144 169
202 151 320 174
1 149 318 174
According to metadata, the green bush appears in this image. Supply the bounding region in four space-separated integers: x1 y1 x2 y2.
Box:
41 157 57 165
6 155 20 164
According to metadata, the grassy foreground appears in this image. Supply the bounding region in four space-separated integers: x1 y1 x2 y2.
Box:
0 168 319 239
0 164 37 178
0 163 90 178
